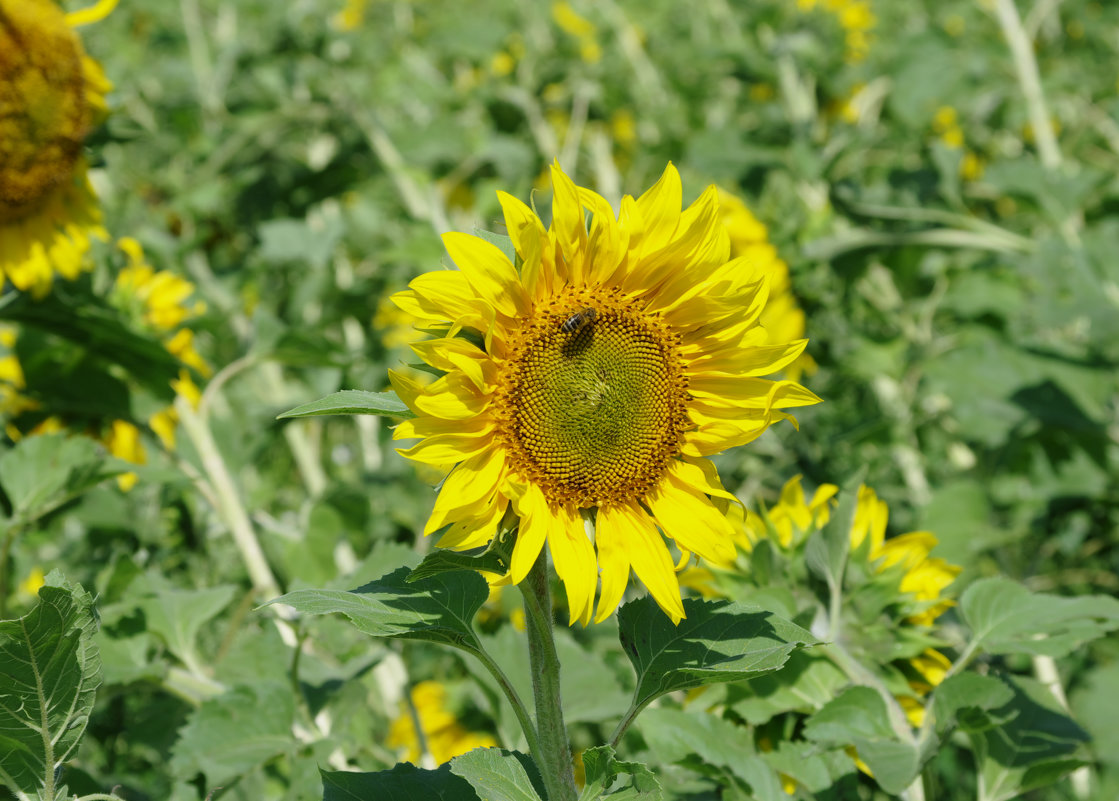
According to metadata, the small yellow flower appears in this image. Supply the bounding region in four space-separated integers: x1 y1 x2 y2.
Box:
960 151 985 182
491 51 516 77
551 2 601 64
105 419 145 491
114 238 206 332
18 566 46 598
331 0 367 31
610 110 637 147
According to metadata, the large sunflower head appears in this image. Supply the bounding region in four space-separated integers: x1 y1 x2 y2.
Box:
391 164 821 625
0 0 114 297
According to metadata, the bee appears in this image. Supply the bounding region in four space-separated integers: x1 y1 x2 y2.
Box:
560 307 597 335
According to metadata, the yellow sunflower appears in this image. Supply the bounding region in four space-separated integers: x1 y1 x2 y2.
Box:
739 476 960 726
391 164 821 626
0 0 116 297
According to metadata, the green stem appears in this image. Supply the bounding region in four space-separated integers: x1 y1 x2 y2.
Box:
0 524 17 619
471 647 544 759
519 551 577 801
607 699 649 749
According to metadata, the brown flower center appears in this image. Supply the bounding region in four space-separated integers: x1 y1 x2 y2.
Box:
496 286 692 508
0 1 89 222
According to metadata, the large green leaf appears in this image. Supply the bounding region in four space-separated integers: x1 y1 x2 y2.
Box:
617 597 817 713
268 567 488 653
971 676 1090 801
170 682 295 786
321 763 478 800
639 708 778 800
135 576 237 670
931 673 1016 736
277 389 414 419
0 573 101 796
0 433 126 525
803 687 920 794
0 287 180 400
448 748 545 801
960 577 1119 657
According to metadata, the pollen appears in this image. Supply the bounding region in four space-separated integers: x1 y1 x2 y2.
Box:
0 0 90 222
496 287 692 508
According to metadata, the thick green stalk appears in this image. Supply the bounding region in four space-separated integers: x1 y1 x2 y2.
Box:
519 551 577 801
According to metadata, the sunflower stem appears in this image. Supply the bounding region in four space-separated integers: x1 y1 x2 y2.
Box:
519 551 577 801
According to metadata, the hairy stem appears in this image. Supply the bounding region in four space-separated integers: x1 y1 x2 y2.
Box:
519 551 577 801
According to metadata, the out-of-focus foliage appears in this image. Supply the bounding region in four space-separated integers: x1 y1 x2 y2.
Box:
1 0 1117 799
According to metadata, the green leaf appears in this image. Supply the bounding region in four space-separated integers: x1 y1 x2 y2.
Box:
960 577 1119 657
579 745 662 801
932 673 1015 736
803 687 920 794
617 597 818 714
0 572 101 796
805 468 864 596
170 682 295 785
407 535 513 583
135 576 237 669
268 567 488 654
639 708 778 799
0 287 180 400
803 686 895 743
971 676 1090 801
276 389 415 419
726 650 849 725
321 763 479 800
0 433 125 524
448 748 545 801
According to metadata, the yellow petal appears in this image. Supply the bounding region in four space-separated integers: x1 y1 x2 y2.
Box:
646 470 737 567
442 232 528 318
425 448 507 535
549 163 590 286
597 503 684 623
547 504 597 626
510 482 551 584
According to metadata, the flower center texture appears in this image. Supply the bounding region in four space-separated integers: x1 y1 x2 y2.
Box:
0 1 89 222
497 287 692 508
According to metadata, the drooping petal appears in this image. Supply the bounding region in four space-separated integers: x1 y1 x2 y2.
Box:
597 503 683 623
546 503 597 626
510 481 551 584
645 469 738 567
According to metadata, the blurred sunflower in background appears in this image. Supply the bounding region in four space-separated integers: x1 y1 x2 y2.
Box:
0 0 115 297
387 681 498 766
684 475 961 729
391 163 820 626
718 189 817 383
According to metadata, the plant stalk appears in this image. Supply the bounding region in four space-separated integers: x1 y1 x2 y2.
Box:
519 551 577 801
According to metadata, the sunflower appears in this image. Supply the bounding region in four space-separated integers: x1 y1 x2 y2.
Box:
738 476 961 725
0 0 115 298
391 164 820 625
386 681 499 765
